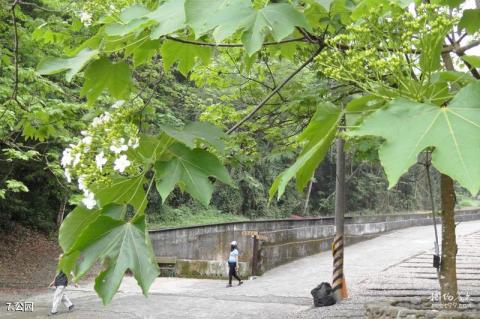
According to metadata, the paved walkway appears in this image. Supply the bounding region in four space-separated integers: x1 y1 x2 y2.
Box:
1 220 480 318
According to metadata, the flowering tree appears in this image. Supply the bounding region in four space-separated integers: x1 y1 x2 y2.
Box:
37 0 480 308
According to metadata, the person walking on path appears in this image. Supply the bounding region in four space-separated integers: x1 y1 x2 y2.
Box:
48 255 77 315
227 241 243 287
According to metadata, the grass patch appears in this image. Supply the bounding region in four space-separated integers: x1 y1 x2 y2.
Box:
457 196 480 208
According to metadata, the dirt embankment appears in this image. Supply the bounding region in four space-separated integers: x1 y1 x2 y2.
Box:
0 225 61 292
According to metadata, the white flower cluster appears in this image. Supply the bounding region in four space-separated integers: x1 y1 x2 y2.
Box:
61 105 140 210
79 11 93 26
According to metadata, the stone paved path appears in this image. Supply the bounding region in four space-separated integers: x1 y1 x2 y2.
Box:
289 226 480 318
1 220 480 319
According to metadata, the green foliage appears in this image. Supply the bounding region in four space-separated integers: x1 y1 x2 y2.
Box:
185 0 311 55
461 55 480 68
160 122 226 153
92 175 148 213
80 58 133 105
160 39 212 76
5 180 29 193
37 48 99 82
155 143 233 206
459 9 480 34
8 0 480 305
270 103 341 199
60 205 158 305
350 81 480 195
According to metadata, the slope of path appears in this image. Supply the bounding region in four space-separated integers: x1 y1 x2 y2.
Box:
1 220 479 319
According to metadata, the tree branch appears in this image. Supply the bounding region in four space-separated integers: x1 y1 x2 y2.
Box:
226 46 324 134
165 36 308 48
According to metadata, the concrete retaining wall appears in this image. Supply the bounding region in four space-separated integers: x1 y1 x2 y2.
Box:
148 208 480 278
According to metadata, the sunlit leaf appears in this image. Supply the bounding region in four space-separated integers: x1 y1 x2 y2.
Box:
92 175 148 214
459 9 480 34
155 143 233 205
63 212 158 305
80 58 133 104
461 55 480 68
37 48 99 81
350 81 480 195
270 103 341 199
147 0 186 39
160 122 226 152
160 39 212 76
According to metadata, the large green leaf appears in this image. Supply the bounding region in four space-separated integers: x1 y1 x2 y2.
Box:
105 1 185 38
185 1 310 55
127 134 174 166
59 206 97 252
459 9 480 34
241 3 311 56
64 214 158 305
37 48 99 82
461 55 480 68
270 103 342 199
154 143 233 205
160 122 226 152
105 18 151 37
119 4 150 22
160 39 212 76
147 0 186 39
59 204 127 252
349 81 480 195
315 0 335 11
185 0 254 41
92 175 148 214
80 58 133 105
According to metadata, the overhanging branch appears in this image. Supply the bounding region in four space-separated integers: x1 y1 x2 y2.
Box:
226 46 324 134
165 36 310 48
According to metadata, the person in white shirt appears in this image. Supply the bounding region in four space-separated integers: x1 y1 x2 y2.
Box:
227 241 243 287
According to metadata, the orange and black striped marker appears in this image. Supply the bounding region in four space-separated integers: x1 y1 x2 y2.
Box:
332 234 348 299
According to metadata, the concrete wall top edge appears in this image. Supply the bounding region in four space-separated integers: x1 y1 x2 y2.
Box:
148 208 479 234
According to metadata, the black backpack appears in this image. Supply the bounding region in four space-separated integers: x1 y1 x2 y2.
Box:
310 282 336 307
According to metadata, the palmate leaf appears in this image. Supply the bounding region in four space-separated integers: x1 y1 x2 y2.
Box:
270 102 342 199
60 174 148 252
155 143 233 206
185 0 310 55
37 48 98 82
147 0 186 39
160 39 212 76
349 81 480 195
61 208 158 305
59 206 96 252
104 0 185 38
185 0 255 42
461 55 480 68
127 134 174 166
241 3 311 56
92 174 148 214
160 122 226 152
80 58 133 105
459 9 480 34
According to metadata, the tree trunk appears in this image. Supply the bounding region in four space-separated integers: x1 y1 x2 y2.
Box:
303 177 314 215
332 132 347 300
439 174 458 309
56 199 66 228
439 52 459 309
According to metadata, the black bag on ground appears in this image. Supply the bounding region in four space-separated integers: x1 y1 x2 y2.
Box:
310 282 336 307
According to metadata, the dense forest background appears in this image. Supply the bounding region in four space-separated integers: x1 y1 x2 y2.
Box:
1 0 478 234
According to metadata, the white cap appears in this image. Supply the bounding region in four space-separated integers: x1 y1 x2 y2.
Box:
231 241 237 246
